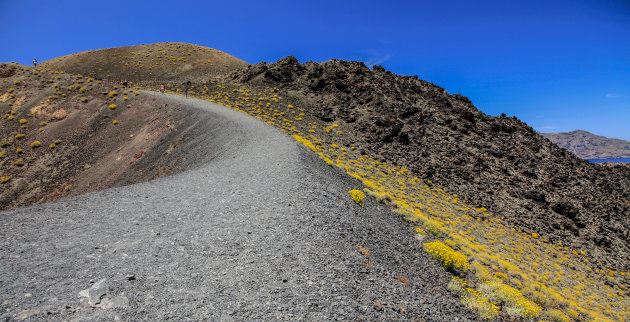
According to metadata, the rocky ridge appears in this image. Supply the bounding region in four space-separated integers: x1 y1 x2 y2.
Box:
229 56 630 272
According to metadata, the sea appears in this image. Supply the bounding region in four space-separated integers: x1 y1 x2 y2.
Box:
588 158 630 163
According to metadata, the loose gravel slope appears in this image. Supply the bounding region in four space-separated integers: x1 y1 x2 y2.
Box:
0 93 475 321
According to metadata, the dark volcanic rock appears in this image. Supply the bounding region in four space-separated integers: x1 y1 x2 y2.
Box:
230 57 630 272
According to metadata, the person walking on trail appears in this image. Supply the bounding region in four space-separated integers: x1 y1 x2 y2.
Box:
33 59 37 67
160 84 165 94
184 81 191 98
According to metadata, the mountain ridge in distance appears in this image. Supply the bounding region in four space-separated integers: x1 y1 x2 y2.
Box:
540 129 630 159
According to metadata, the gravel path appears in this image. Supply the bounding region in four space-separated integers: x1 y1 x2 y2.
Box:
0 93 476 321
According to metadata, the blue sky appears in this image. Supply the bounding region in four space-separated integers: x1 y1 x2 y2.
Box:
1 0 629 140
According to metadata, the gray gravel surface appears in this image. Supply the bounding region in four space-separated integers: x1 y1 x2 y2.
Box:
0 93 476 321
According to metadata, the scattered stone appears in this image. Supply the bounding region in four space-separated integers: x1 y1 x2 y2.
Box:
397 276 411 287
78 278 107 306
16 309 39 320
373 301 383 311
100 295 129 309
126 274 136 281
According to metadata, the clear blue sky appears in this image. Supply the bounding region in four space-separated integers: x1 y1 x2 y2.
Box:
1 0 629 140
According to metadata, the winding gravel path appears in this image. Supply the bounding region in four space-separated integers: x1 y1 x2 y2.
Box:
0 93 476 321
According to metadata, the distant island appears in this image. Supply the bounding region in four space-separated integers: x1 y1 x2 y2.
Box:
540 130 630 160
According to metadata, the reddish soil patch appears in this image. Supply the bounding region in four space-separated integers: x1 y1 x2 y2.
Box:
0 63 195 210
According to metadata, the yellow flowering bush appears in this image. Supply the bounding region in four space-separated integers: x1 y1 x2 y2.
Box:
292 134 317 152
30 141 41 148
423 241 469 274
349 189 365 207
462 287 500 319
544 308 570 322
478 279 541 318
424 219 443 235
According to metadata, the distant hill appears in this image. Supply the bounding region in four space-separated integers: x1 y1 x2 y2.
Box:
540 130 630 159
41 42 248 85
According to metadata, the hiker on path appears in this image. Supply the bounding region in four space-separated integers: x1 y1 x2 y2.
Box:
33 59 37 67
184 81 191 98
160 84 165 94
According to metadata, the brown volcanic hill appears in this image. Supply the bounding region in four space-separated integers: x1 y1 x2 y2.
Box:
228 57 630 272
540 130 630 159
40 42 248 85
0 63 218 210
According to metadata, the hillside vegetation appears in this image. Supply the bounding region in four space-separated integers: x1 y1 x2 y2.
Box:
541 130 630 159
41 42 247 86
0 62 213 210
228 57 630 271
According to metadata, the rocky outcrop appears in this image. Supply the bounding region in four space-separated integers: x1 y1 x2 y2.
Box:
230 57 630 271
